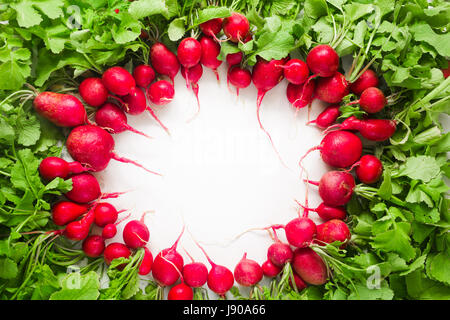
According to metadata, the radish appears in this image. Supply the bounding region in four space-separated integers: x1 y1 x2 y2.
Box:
178 37 202 68
282 59 309 85
222 12 249 43
315 72 349 103
133 64 155 88
353 154 383 184
39 156 88 181
233 253 263 287
182 261 208 288
33 92 87 127
102 66 136 96
199 36 222 81
168 283 194 300
103 242 131 266
289 271 308 291
262 260 282 278
299 130 363 169
296 202 347 221
324 116 397 141
181 64 203 119
227 65 251 96
285 217 317 248
226 51 243 66
267 242 293 267
316 219 351 248
94 202 121 227
349 69 379 96
286 80 315 109
64 173 101 203
150 42 180 82
347 87 386 113
79 77 109 107
306 44 339 78
305 170 356 207
95 103 152 139
151 226 185 286
51 201 89 226
138 247 153 276
122 211 150 249
101 213 131 239
66 124 161 175
59 204 96 241
147 80 175 106
306 105 340 129
82 235 105 258
199 18 223 40
292 247 328 285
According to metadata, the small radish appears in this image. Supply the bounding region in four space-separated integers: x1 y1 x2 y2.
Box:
222 12 250 43
347 87 386 113
39 156 88 181
64 173 101 204
33 92 87 127
267 242 293 267
285 217 317 248
181 64 203 119
102 66 136 96
133 64 156 88
177 37 202 68
94 202 121 227
306 105 341 129
316 219 351 248
168 283 194 300
82 235 105 258
122 211 150 249
349 69 379 96
103 242 131 266
147 80 175 106
315 71 349 103
234 253 263 287
305 170 356 207
286 80 315 109
292 247 328 285
296 202 347 221
282 59 309 85
353 154 383 184
150 42 180 82
306 44 339 78
101 213 130 239
262 260 282 278
79 77 109 107
182 260 209 288
226 51 243 66
139 247 153 276
51 201 89 226
60 204 96 241
227 65 251 96
199 36 222 81
66 124 161 175
289 271 308 291
199 18 223 40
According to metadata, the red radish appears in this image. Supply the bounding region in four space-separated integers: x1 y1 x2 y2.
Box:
64 173 101 203
292 247 328 285
267 242 293 267
306 44 339 78
282 59 309 85
178 37 202 68
306 171 356 207
102 66 136 96
168 283 194 300
289 271 308 291
315 72 349 104
299 130 362 169
306 105 341 129
200 18 223 40
95 103 152 139
94 202 120 227
285 217 317 248
353 154 383 184
122 211 150 249
133 64 155 88
147 80 175 105
66 124 161 175
39 156 88 181
199 36 222 80
138 247 153 276
150 42 180 82
234 253 263 287
33 92 87 127
297 202 347 221
286 80 315 109
227 65 251 96
316 219 351 248
350 69 379 95
222 12 249 43
103 242 131 266
181 64 203 118
102 224 117 239
442 61 450 78
262 260 282 277
182 262 208 288
51 201 89 226
152 226 185 286
226 51 243 66
60 205 96 241
82 235 105 258
79 78 108 107
347 87 386 113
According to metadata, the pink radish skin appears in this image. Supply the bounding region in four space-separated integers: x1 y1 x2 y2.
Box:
64 173 101 204
350 69 379 96
306 44 339 78
138 247 153 276
183 262 208 288
233 253 263 287
51 201 89 226
122 212 150 249
181 64 203 118
283 59 309 85
223 12 250 43
33 92 87 127
306 171 356 207
286 80 315 109
102 224 117 239
354 155 383 184
226 51 243 66
39 157 88 181
61 206 96 241
94 202 119 227
178 37 202 68
133 65 156 88
289 271 308 291
316 219 351 248
200 18 223 38
168 283 194 300
262 260 282 277
200 36 222 80
292 247 328 285
228 66 251 96
285 217 317 248
349 87 386 113
102 66 136 96
103 242 131 267
298 202 347 221
315 72 349 103
267 242 293 267
325 116 397 141
307 105 341 129
82 235 105 258
147 80 175 106
79 78 108 107
150 42 180 82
